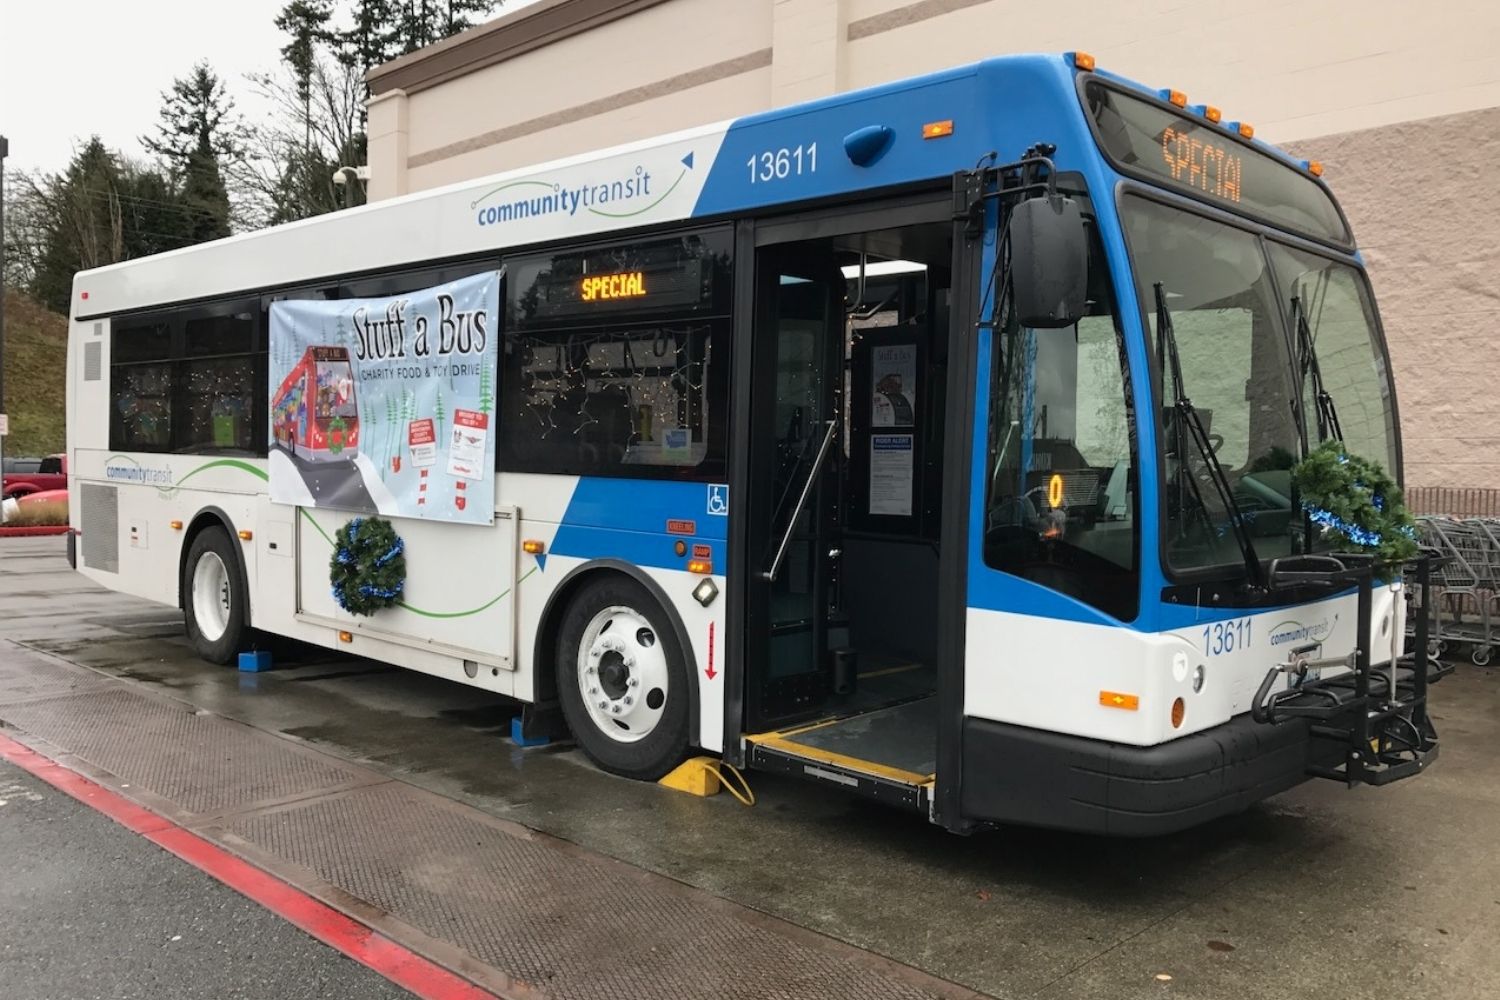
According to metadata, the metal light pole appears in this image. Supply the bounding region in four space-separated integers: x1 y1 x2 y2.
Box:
1 135 9 496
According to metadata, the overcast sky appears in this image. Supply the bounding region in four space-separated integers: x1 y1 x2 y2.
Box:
0 0 536 176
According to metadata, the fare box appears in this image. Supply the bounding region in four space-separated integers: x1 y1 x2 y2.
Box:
408 418 437 468
447 409 489 480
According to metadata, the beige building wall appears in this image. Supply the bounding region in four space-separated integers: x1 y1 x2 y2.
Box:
367 0 1500 490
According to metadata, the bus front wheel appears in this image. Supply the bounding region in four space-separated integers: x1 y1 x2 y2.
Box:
555 577 689 780
183 526 248 665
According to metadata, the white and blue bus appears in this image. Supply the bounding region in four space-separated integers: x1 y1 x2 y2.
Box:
67 53 1439 835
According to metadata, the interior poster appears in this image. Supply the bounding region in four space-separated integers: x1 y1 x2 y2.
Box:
268 271 501 525
869 434 914 516
871 344 916 426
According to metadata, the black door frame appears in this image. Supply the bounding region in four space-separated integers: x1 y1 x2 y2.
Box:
721 188 969 782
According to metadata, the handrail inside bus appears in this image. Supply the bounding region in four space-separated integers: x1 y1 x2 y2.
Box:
764 419 838 583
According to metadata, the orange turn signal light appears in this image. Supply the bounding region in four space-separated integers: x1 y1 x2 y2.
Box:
169 520 183 530
1070 51 1096 72
238 530 253 541
1171 697 1186 728
686 559 713 575
1100 690 1140 711
338 630 353 643
922 120 954 140
522 539 545 555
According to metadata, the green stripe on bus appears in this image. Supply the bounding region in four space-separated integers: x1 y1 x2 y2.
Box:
172 459 270 488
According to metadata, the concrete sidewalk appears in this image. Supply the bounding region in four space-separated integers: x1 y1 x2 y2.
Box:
0 638 968 999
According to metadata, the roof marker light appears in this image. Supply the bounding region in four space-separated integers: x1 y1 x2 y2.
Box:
1202 105 1222 123
1159 88 1188 108
1306 160 1325 177
1069 51 1096 72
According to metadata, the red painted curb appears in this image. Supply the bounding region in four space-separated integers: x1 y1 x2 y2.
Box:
0 732 496 1000
0 525 70 537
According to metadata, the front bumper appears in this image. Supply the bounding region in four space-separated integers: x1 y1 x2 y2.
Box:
959 710 1348 837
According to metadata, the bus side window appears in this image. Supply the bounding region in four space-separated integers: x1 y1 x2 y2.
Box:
498 228 732 481
180 306 260 454
109 316 175 453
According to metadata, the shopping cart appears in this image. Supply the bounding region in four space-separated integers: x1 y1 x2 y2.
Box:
1406 517 1500 665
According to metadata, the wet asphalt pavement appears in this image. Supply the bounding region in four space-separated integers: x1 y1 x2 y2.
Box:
0 758 414 1000
3 534 1499 999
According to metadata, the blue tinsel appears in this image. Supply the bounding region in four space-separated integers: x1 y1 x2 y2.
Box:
1303 503 1382 548
358 583 404 599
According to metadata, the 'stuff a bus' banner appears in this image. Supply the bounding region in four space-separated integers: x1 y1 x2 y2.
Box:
268 271 501 526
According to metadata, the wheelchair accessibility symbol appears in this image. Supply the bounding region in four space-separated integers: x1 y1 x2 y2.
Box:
706 484 729 516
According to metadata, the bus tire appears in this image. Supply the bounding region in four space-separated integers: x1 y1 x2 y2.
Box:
183 526 248 665
555 576 690 781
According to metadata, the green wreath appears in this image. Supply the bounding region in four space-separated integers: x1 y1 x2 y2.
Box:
1290 440 1418 567
329 517 406 616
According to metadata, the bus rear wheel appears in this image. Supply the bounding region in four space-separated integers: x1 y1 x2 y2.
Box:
183 526 248 665
556 577 690 781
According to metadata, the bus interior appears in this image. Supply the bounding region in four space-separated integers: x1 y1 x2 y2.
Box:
743 213 954 805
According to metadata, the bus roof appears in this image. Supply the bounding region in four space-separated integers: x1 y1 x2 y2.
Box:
71 52 1320 320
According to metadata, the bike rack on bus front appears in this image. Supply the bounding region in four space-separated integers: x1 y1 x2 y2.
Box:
1251 551 1449 787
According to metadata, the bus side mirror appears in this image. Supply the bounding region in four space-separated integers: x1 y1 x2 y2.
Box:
1008 196 1088 328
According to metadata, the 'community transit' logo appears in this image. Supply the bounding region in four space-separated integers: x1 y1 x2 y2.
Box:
103 454 174 486
471 152 697 228
1268 615 1337 647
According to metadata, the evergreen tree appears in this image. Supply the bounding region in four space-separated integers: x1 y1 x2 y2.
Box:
143 62 246 242
22 140 194 312
275 0 336 151
117 164 197 259
336 0 404 78
399 0 496 49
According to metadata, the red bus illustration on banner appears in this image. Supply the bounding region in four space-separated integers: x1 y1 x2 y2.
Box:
271 346 360 462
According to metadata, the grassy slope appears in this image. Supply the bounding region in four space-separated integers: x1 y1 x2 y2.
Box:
2 291 67 458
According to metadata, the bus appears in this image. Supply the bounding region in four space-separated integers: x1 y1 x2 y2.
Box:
66 52 1440 836
271 346 360 462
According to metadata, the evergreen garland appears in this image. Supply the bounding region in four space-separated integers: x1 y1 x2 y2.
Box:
329 517 406 616
1290 440 1419 567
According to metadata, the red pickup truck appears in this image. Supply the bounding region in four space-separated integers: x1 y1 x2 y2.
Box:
3 454 67 498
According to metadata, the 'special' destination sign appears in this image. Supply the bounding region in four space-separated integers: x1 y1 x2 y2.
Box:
1083 81 1351 245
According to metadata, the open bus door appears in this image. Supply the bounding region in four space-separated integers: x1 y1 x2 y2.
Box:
742 244 846 734
731 190 975 823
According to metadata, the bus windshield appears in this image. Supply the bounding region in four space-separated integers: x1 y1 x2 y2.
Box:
1264 241 1398 471
1121 195 1306 575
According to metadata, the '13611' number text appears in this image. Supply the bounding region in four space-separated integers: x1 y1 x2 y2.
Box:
747 143 817 184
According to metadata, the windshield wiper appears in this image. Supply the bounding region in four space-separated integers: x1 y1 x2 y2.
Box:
1289 294 1344 444
1155 282 1266 589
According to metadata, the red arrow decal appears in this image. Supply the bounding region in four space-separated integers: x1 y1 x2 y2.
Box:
704 621 717 680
